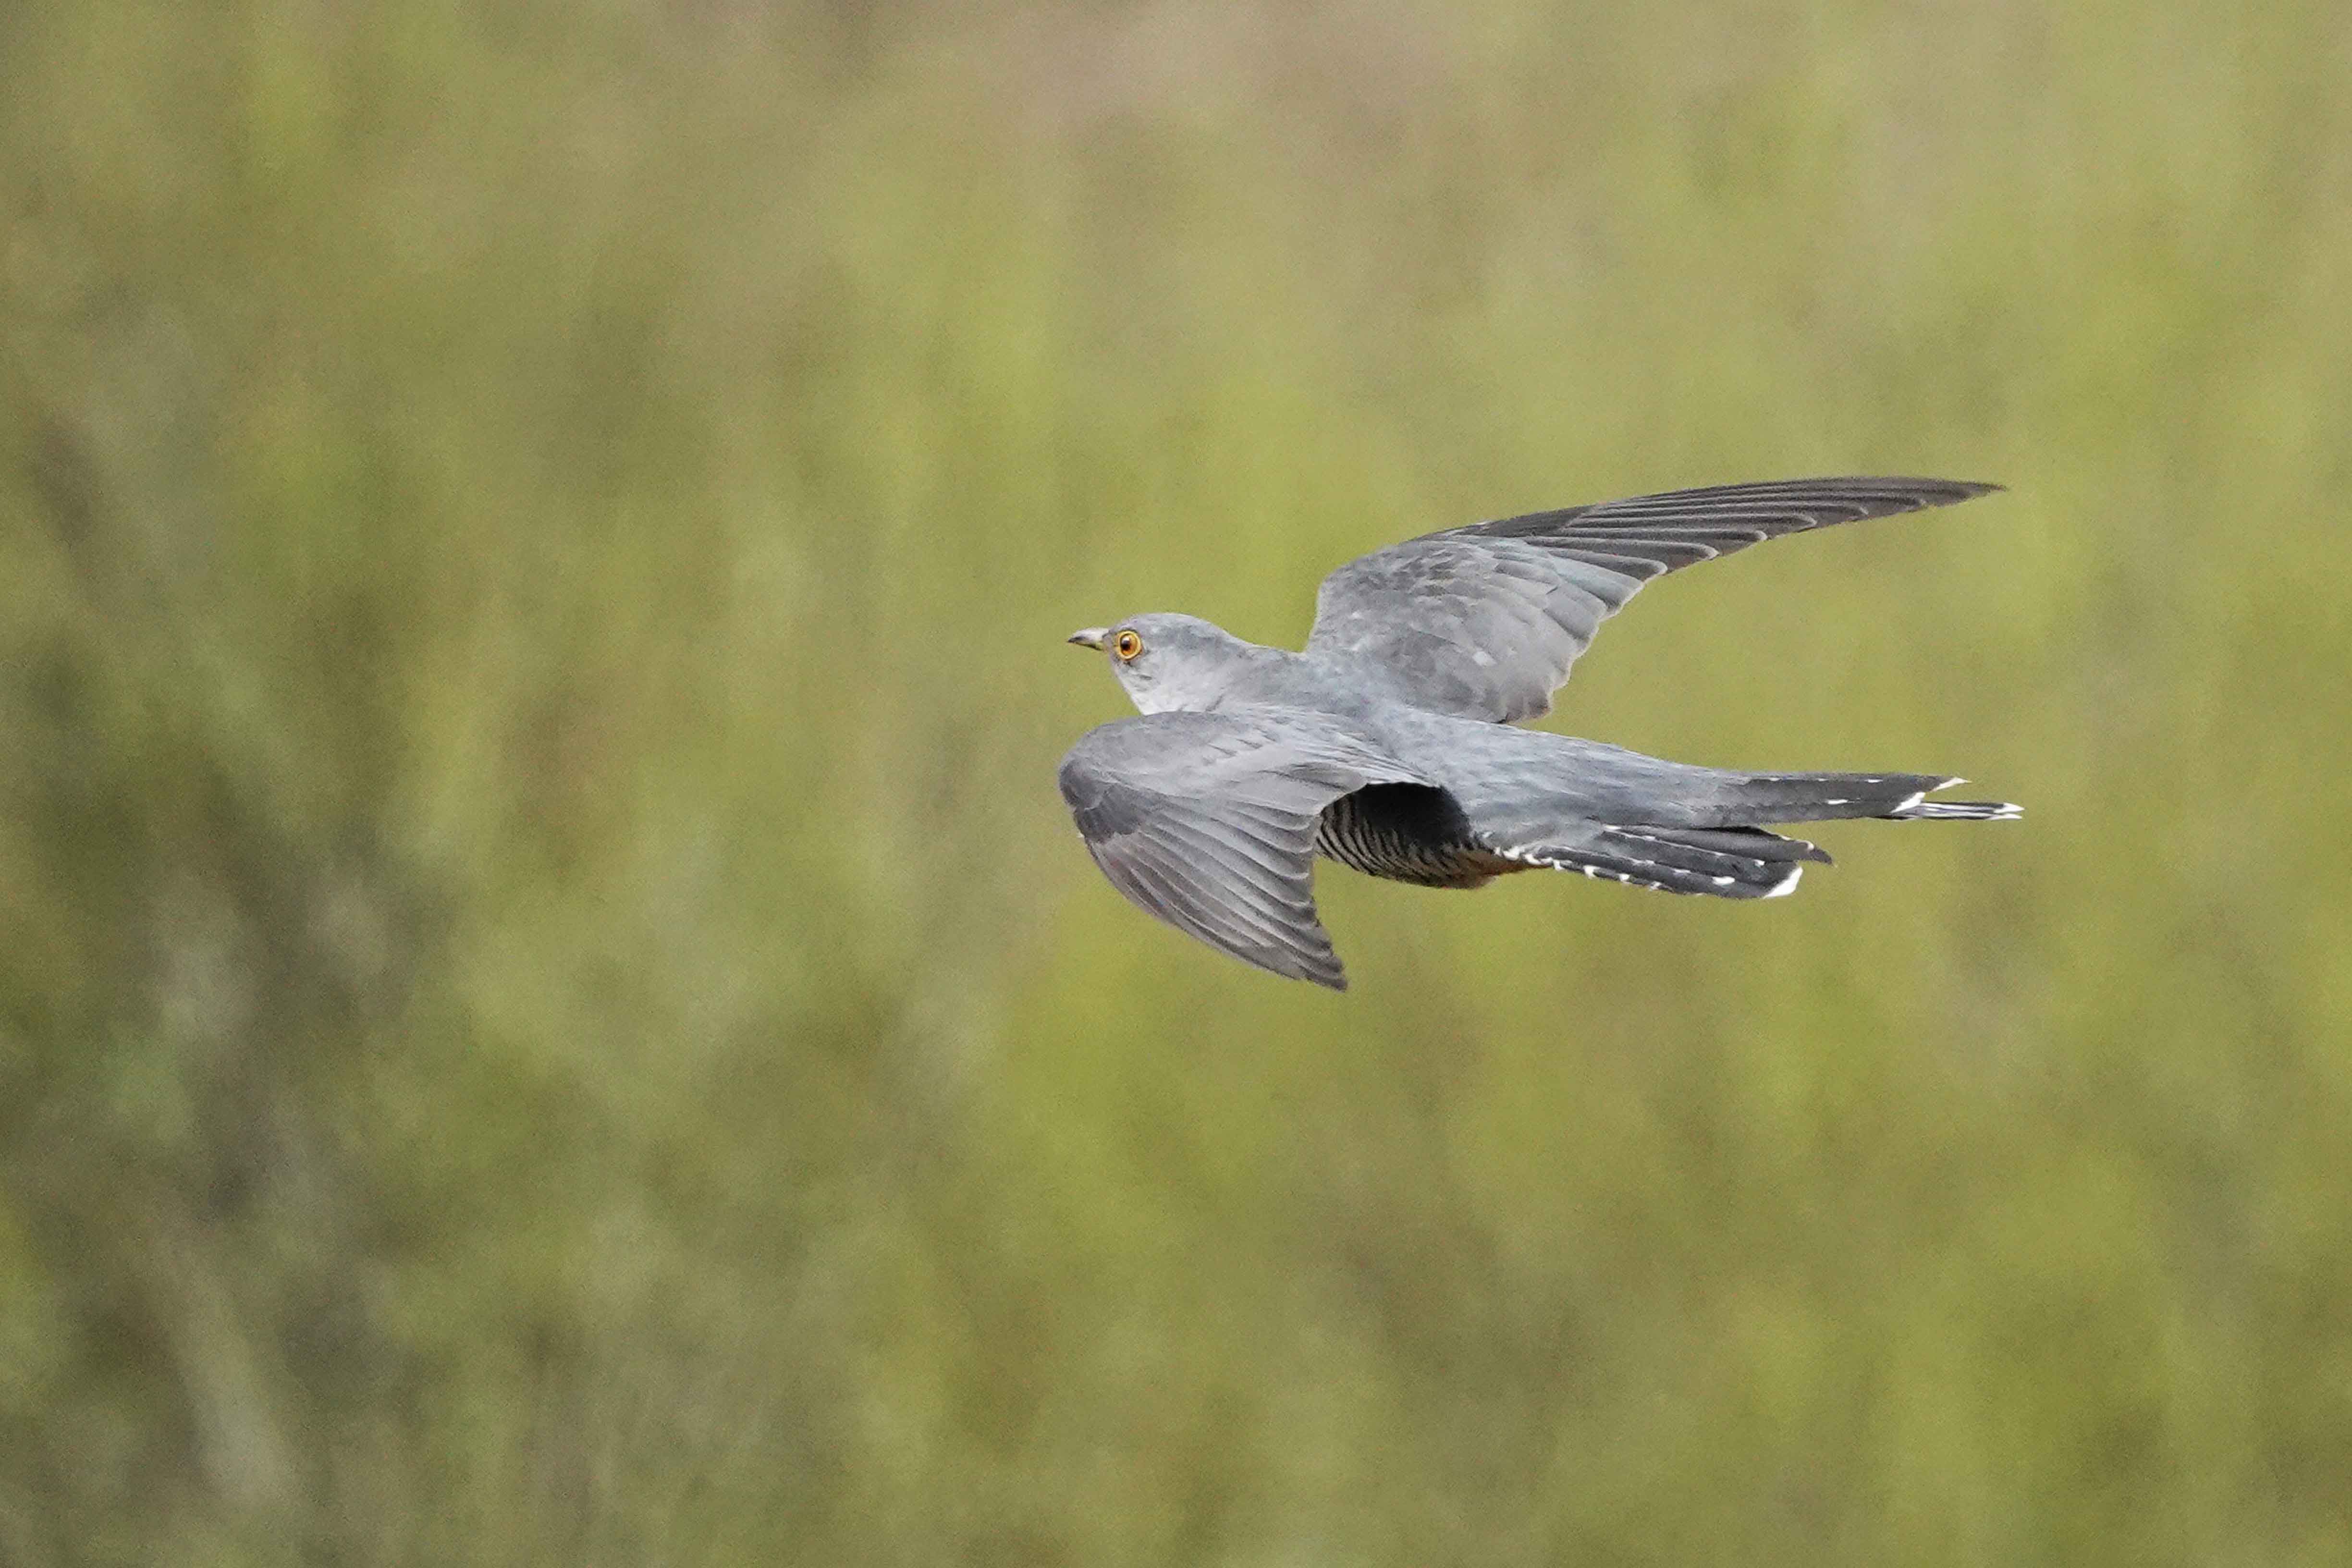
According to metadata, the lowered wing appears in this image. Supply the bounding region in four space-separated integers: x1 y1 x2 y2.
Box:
1056 709 1423 989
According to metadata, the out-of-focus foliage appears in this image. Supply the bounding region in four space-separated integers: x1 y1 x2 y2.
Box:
2 0 2348 1561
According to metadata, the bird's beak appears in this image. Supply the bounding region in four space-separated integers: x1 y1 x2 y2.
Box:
1066 627 1107 650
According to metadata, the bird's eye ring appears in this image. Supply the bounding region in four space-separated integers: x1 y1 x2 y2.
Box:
1113 629 1143 661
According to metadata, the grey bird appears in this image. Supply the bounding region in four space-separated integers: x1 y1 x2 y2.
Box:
1058 477 2019 990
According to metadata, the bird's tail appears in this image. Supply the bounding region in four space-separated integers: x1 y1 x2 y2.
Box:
1457 731 2019 902
1472 751 2019 901
1707 772 2022 825
1498 823 1830 899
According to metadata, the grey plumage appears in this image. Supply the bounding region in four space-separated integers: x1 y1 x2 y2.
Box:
1057 710 1421 989
1060 477 2019 989
1309 476 2000 723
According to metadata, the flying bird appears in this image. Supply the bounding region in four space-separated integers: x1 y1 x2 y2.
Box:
1058 477 2019 989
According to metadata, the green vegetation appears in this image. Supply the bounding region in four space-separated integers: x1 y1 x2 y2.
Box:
4 2 2348 1562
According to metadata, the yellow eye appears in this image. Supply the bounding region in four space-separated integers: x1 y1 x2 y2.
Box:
1113 629 1143 661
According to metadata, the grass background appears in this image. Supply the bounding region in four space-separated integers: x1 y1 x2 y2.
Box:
4 1 2350 1562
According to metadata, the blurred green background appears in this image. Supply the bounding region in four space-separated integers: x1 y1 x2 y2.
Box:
4 1 2350 1562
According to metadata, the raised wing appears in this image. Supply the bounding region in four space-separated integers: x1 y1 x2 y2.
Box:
1056 709 1422 990
1305 477 2001 723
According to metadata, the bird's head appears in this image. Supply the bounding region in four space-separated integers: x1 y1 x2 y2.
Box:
1066 612 1254 714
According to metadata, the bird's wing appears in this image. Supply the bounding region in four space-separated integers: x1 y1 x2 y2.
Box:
1056 709 1423 990
1304 477 2001 723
